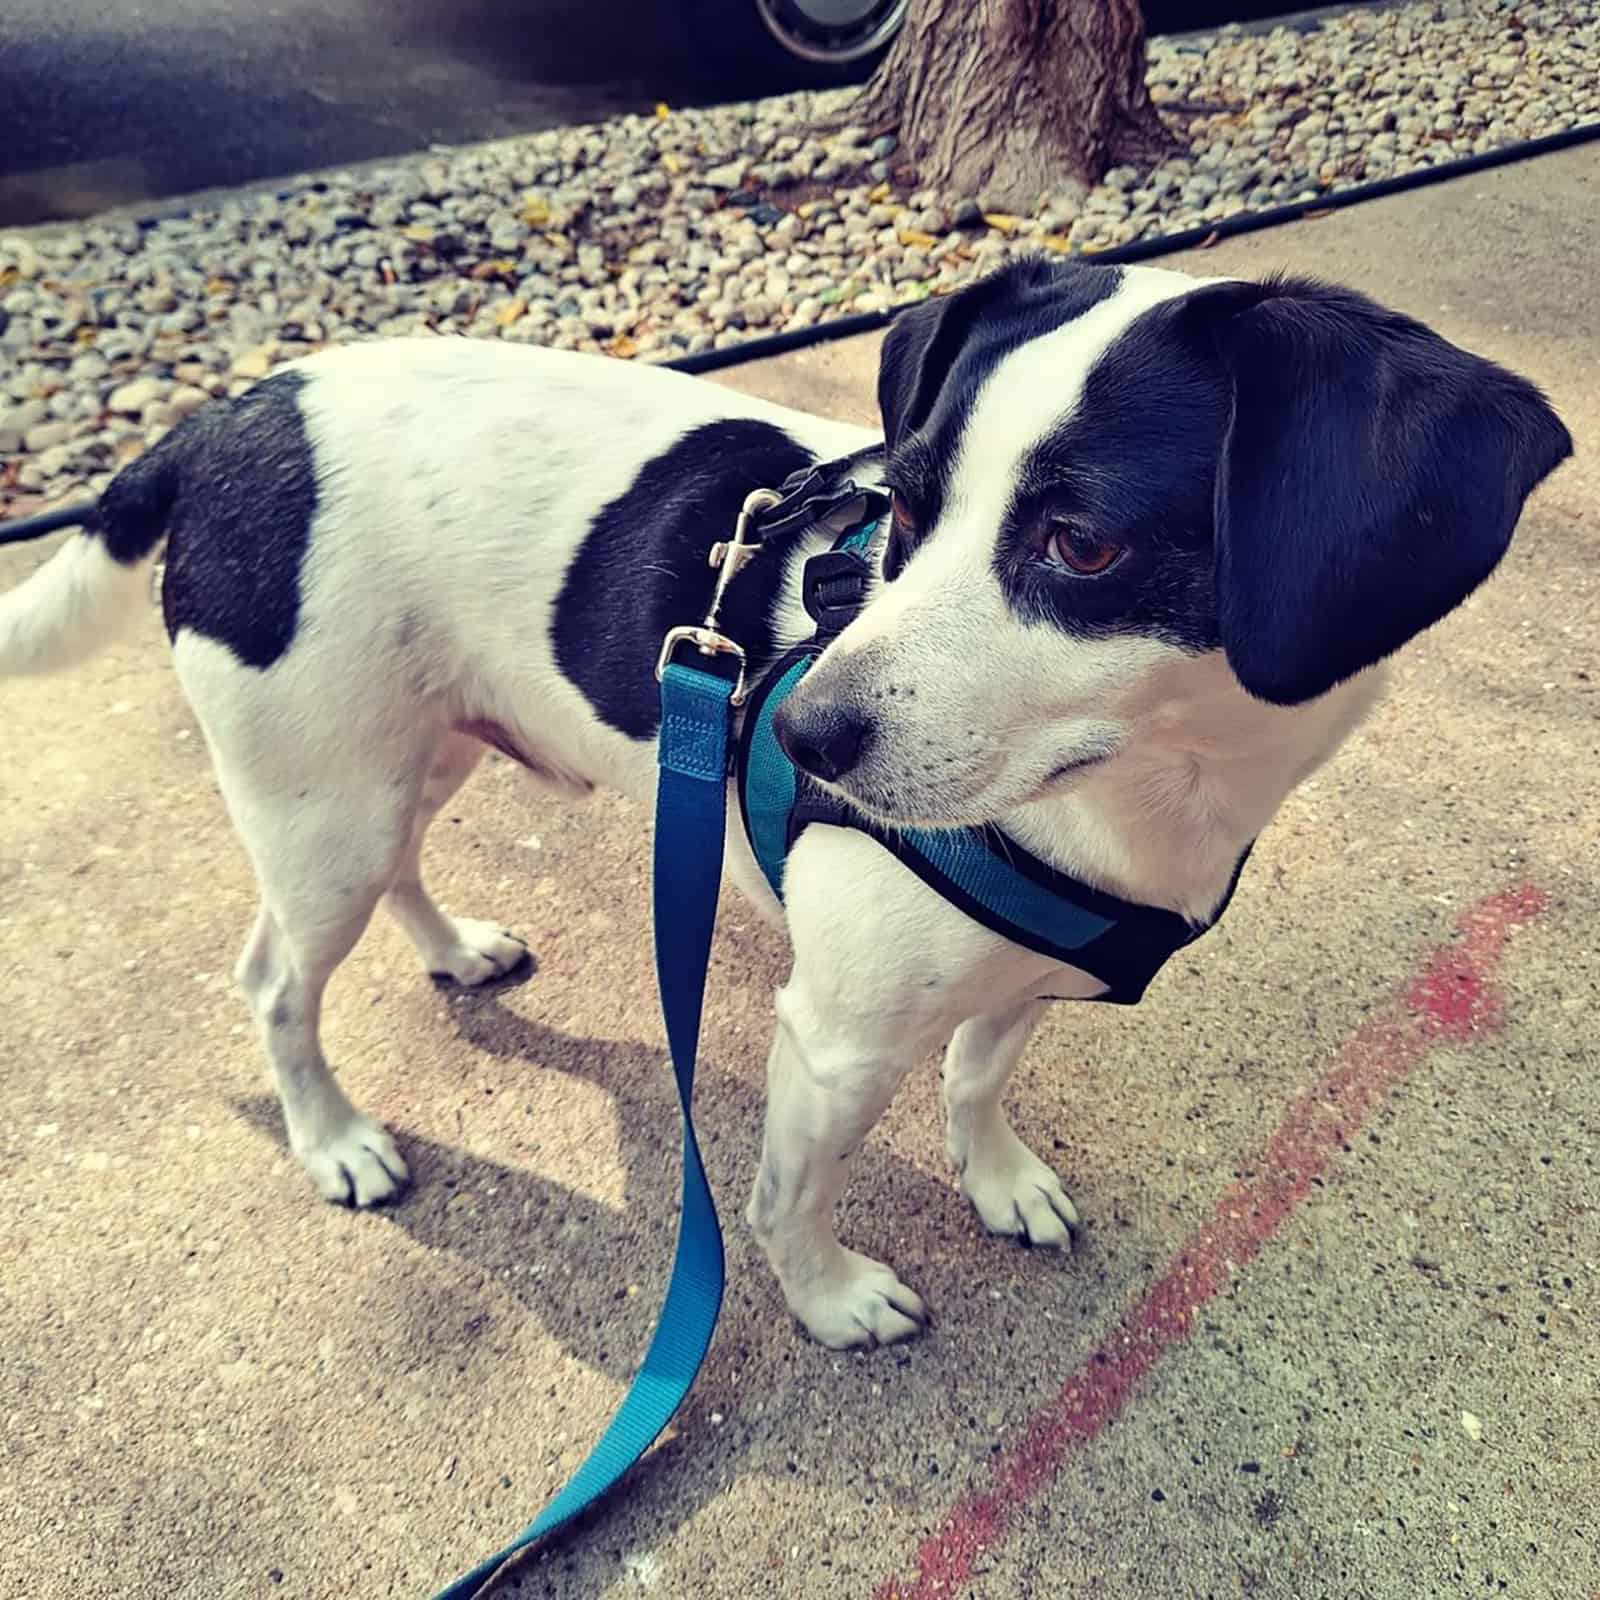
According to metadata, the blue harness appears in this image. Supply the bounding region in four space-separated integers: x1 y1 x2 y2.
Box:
737 510 1249 1005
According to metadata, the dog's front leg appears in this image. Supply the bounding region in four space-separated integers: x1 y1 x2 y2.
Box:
747 980 928 1350
943 1001 1080 1247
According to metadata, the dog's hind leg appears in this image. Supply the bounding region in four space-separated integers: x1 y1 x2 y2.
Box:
177 632 431 1206
233 895 409 1206
383 732 529 985
225 777 422 1206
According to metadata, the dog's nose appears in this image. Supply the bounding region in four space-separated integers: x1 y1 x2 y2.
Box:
774 701 873 784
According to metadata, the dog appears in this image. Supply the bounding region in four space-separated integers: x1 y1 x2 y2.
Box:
0 259 1571 1349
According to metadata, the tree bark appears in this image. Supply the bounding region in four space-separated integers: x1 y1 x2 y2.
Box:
848 0 1182 209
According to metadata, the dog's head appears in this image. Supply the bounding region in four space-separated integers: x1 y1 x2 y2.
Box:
774 259 1572 827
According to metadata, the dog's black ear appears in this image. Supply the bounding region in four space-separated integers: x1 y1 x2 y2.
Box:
876 292 964 453
1186 276 1572 705
877 258 1127 452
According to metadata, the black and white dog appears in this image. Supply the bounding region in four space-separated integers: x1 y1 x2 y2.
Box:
0 260 1571 1348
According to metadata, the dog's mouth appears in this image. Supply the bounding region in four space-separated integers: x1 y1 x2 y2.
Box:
803 770 981 832
812 745 1118 832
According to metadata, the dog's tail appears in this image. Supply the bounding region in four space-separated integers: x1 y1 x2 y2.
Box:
0 442 178 676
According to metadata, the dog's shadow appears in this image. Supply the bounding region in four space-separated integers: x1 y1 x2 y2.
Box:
232 986 972 1594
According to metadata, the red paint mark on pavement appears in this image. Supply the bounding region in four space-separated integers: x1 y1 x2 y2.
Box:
876 884 1547 1600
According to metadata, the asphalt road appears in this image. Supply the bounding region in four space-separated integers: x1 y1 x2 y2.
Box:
0 0 799 226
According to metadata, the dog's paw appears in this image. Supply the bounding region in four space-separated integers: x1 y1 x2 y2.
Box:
956 1127 1080 1249
297 1116 410 1207
428 918 529 987
783 1247 929 1350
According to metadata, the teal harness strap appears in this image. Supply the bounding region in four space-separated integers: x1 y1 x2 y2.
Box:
431 660 732 1600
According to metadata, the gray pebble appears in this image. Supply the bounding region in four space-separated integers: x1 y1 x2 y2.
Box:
168 385 211 419
108 378 169 416
3 398 50 433
24 420 76 452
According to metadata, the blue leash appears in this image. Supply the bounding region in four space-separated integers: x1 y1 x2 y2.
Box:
431 659 734 1599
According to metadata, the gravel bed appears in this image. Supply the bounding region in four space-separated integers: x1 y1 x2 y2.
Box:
2 0 1595 516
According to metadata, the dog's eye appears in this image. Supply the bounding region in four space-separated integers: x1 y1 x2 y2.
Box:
882 492 921 584
1046 523 1126 577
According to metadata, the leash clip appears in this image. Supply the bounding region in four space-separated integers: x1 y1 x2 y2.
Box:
655 625 749 705
703 487 782 627
655 487 781 707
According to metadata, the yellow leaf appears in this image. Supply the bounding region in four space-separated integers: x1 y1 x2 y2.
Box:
1079 241 1107 255
797 201 817 219
205 276 233 294
868 181 891 202
520 196 550 226
471 257 518 280
898 229 937 249
1040 234 1073 253
74 326 98 346
654 102 671 120
403 223 436 243
983 212 1021 235
496 298 527 327
606 334 639 358
0 267 17 289
661 151 683 174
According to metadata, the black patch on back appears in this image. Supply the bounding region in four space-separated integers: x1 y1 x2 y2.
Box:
159 370 318 669
552 418 816 740
994 297 1235 655
876 258 1125 556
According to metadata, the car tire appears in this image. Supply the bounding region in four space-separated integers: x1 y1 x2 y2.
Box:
686 0 904 90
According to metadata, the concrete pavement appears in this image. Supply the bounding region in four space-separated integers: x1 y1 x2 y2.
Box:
1 145 1596 1599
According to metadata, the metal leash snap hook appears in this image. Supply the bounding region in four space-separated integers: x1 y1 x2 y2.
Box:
655 486 781 707
707 486 784 579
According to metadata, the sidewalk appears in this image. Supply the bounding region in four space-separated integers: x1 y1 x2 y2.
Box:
1 145 1595 1600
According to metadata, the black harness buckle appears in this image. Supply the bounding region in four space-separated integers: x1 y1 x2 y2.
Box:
801 548 874 637
757 455 886 544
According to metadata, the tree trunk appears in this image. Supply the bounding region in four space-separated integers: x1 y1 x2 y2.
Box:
849 0 1182 210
